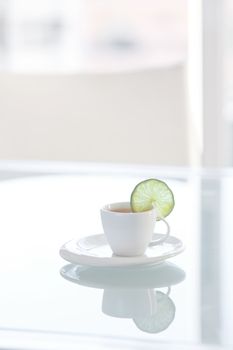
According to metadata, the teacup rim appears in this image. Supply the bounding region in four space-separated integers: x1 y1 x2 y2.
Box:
101 202 156 215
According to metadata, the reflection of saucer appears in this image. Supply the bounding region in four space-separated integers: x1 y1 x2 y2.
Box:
60 233 184 267
60 261 185 289
60 262 185 335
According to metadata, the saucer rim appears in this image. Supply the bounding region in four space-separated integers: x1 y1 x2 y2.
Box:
59 233 185 267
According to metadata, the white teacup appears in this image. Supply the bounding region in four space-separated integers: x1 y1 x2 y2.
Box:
100 202 170 257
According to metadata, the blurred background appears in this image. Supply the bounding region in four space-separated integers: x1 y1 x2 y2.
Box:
0 0 231 167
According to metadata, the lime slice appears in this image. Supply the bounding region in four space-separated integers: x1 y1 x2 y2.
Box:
130 178 175 219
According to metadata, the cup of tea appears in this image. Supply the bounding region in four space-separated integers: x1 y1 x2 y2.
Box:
100 202 170 257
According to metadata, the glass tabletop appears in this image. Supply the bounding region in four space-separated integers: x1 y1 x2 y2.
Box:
0 162 231 349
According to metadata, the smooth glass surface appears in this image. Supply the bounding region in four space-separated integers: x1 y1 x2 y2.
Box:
0 162 231 349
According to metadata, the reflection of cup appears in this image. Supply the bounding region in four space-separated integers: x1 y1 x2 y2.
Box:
102 289 157 318
100 202 170 256
102 287 176 334
60 262 185 334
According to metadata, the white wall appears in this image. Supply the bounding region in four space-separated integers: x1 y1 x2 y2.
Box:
0 66 189 165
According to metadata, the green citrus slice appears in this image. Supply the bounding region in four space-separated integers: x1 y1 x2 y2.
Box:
130 178 175 220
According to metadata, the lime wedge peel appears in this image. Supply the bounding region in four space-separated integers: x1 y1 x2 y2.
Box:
130 178 175 220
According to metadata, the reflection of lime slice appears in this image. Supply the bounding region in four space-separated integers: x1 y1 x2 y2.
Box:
133 291 176 333
130 178 175 220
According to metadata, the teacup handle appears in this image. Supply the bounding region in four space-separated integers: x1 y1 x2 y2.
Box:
149 218 170 246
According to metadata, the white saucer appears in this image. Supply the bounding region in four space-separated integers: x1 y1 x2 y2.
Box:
60 233 185 267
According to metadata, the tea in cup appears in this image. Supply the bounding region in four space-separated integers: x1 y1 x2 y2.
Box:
100 202 170 257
